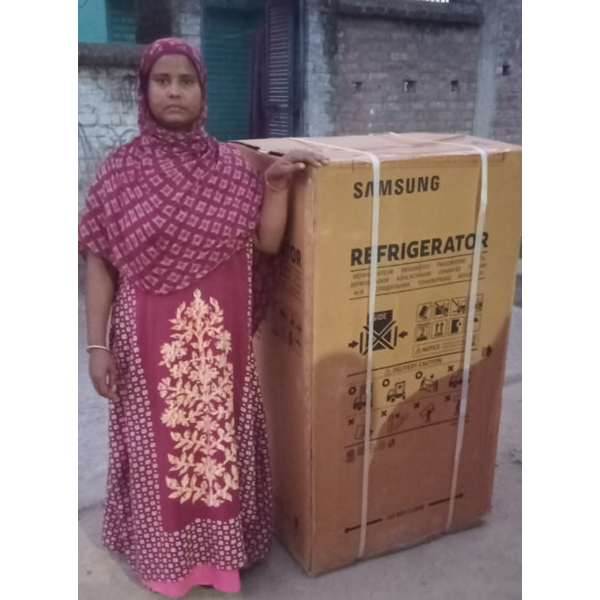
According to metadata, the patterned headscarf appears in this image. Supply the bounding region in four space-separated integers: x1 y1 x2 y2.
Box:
78 38 265 296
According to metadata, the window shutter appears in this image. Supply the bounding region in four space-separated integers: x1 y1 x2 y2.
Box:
203 7 262 141
266 1 296 137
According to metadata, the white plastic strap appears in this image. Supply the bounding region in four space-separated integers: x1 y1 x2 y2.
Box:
289 137 380 559
387 133 489 531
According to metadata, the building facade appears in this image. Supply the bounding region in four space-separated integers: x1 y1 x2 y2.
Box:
79 0 521 212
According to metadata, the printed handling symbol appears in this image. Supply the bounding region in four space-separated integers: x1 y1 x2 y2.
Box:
415 323 430 342
386 381 406 403
387 411 409 433
360 310 398 355
420 403 435 423
416 303 432 322
352 384 373 411
449 317 465 336
453 396 462 417
449 371 463 389
434 299 450 319
448 369 471 389
475 294 484 313
432 320 447 338
451 297 467 316
420 376 438 394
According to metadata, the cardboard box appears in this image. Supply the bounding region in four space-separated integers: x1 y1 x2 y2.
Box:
236 133 521 575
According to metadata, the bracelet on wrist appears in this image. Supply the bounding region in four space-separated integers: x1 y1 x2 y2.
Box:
87 345 111 354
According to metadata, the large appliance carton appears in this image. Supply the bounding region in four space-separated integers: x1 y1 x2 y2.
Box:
236 133 521 575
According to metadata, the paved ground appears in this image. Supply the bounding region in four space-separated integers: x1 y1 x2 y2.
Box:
79 268 521 599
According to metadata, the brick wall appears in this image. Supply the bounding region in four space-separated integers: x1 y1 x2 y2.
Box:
303 0 521 144
330 15 480 136
79 0 521 211
490 0 521 144
304 0 336 136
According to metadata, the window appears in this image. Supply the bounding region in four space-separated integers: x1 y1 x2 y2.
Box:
106 0 136 44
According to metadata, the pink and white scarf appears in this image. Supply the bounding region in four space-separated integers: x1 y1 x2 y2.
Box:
79 38 265 296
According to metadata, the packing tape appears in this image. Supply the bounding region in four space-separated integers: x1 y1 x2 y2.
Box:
387 133 489 531
289 137 380 559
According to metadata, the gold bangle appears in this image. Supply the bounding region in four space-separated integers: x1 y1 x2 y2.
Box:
87 345 111 354
264 172 289 193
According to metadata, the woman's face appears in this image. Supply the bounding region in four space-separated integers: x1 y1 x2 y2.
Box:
147 54 203 131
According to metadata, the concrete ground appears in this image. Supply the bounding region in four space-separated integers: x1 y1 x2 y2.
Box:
79 267 521 599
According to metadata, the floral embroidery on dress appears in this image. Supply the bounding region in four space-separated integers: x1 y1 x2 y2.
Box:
158 290 238 507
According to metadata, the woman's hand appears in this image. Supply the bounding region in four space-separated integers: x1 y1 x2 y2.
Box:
89 349 119 402
264 149 329 189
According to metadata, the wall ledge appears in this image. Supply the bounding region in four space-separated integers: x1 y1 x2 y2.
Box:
329 1 483 26
78 43 146 68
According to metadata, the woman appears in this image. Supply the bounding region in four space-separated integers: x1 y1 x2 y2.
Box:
79 37 327 597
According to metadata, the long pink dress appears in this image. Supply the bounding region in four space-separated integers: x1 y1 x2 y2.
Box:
79 39 276 596
104 242 273 596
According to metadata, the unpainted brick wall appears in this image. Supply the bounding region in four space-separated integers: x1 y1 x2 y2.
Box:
304 0 336 136
331 17 479 136
304 0 521 144
490 0 521 144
